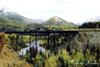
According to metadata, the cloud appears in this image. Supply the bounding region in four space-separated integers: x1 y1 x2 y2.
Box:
0 0 100 24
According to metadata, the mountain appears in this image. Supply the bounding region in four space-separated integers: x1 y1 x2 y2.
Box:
45 16 75 26
0 9 45 31
0 9 27 31
44 16 76 29
89 16 100 22
0 9 44 23
0 9 77 31
0 10 30 23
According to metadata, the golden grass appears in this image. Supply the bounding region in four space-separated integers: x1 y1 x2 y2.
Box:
0 45 33 67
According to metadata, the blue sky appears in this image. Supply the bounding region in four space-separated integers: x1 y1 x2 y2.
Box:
0 0 100 24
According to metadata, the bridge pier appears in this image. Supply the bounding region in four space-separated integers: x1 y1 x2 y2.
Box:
34 33 37 46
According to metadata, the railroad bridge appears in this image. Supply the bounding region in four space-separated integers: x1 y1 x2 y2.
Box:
4 29 100 46
0 29 99 51
5 30 79 45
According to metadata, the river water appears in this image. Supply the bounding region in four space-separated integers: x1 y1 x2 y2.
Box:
19 41 46 56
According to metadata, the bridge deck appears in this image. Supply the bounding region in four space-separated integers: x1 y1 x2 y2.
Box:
1 29 100 34
65 29 100 31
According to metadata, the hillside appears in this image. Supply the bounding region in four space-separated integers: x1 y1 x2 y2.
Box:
44 16 76 29
0 9 45 32
0 9 37 23
0 9 28 32
46 16 74 26
79 21 100 28
0 45 33 67
0 9 77 31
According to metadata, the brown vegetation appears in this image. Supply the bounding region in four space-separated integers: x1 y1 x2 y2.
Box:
0 45 33 67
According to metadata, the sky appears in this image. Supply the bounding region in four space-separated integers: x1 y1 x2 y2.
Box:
0 0 100 24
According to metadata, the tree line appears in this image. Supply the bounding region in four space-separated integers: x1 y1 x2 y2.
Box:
79 22 100 28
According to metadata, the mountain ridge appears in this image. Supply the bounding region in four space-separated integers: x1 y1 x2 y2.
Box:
0 9 77 31
0 9 44 23
45 16 75 26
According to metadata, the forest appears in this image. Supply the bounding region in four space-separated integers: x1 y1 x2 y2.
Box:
0 31 99 67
